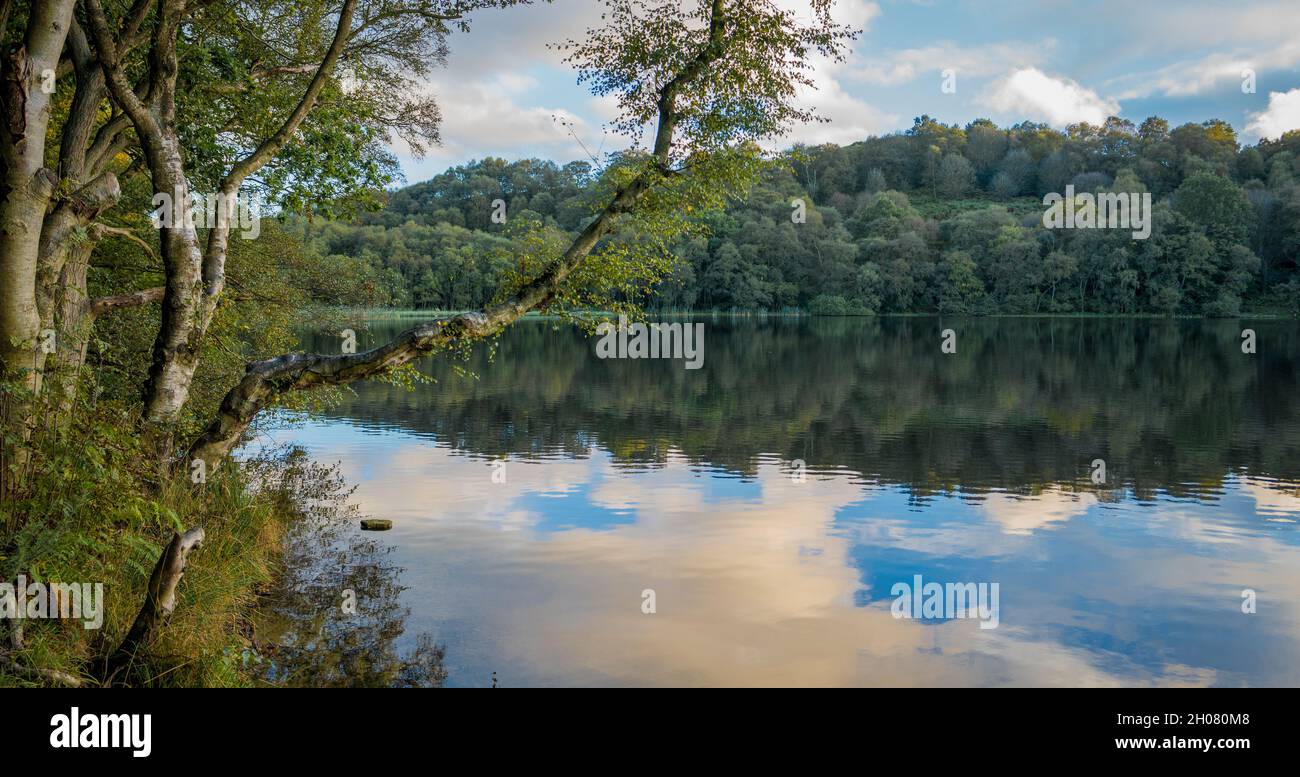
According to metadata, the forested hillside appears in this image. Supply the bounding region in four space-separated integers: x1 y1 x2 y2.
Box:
296 116 1300 316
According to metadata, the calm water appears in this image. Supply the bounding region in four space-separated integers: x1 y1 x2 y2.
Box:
258 316 1300 687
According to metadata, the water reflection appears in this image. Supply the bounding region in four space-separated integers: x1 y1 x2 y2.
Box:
259 317 1300 686
248 454 448 687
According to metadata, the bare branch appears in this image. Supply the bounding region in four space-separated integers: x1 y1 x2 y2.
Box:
90 286 165 317
0 654 84 686
1 578 83 686
250 63 319 79
91 223 156 260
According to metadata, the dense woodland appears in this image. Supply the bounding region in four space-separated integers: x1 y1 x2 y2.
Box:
299 116 1300 316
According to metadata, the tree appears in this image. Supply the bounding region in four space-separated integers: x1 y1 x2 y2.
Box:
81 0 495 450
1174 171 1252 246
848 191 917 240
854 262 883 313
2 0 510 475
1041 250 1078 311
964 118 1008 184
1137 209 1215 314
936 250 984 313
187 0 858 468
702 241 766 309
993 149 1035 196
1037 149 1078 195
864 167 888 193
936 154 975 197
0 1 81 442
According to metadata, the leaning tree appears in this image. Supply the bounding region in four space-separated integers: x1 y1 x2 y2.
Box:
0 0 525 477
187 0 857 468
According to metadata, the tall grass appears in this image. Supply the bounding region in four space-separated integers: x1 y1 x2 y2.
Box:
0 405 319 687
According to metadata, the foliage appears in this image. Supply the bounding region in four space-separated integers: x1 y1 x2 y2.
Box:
305 123 1300 317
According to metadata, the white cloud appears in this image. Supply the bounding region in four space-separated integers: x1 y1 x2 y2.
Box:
385 0 613 179
1099 1 1300 100
1111 41 1300 100
850 40 1056 87
1124 0 1300 50
774 0 880 30
774 0 900 144
390 71 618 182
1113 55 1255 100
786 57 903 145
1246 88 1300 139
985 68 1121 127
977 487 1097 536
830 0 882 30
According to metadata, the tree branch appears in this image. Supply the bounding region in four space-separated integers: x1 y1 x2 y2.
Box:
0 653 84 686
91 223 156 259
199 0 359 334
85 111 134 174
82 0 166 150
0 577 83 685
186 0 733 469
220 0 358 192
90 286 165 317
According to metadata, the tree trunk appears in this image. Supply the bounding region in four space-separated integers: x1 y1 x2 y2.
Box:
84 0 359 457
46 240 95 417
0 0 77 390
139 168 208 452
33 173 124 420
102 526 205 684
0 0 78 495
47 246 166 420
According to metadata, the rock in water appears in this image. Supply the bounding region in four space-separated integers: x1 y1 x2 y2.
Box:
360 519 393 531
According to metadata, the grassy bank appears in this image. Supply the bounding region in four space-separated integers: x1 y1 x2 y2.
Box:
0 408 312 687
1 402 445 688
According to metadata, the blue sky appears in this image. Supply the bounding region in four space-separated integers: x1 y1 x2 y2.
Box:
392 0 1300 183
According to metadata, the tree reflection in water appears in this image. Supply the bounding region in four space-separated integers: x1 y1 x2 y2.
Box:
248 450 447 687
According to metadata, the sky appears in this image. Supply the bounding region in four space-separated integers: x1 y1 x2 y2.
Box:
391 0 1300 184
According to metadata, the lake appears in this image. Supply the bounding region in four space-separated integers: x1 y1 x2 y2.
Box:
258 316 1300 687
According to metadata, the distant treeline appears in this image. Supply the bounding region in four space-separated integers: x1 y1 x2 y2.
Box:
295 116 1300 316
